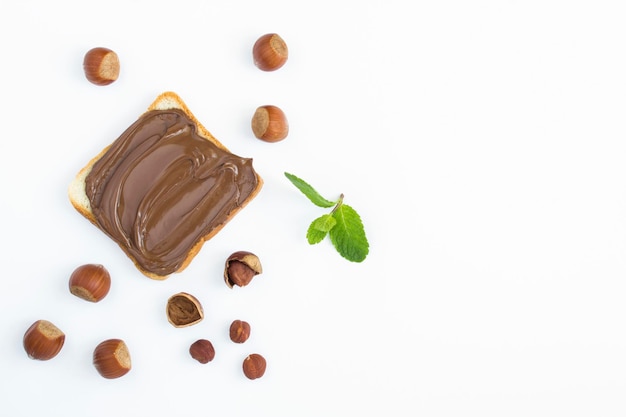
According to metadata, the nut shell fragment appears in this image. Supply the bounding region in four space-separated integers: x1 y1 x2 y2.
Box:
166 292 204 327
224 251 262 288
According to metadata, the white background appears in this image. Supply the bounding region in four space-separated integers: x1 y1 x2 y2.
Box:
1 1 626 416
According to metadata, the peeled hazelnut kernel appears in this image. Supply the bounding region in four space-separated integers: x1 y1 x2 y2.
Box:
189 339 215 364
224 251 262 288
93 339 131 379
23 320 65 361
166 292 204 327
251 105 289 143
243 353 267 380
83 47 120 86
69 264 111 302
229 320 251 343
253 33 288 71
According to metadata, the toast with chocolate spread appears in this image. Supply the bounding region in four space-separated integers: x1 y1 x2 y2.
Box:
69 92 263 279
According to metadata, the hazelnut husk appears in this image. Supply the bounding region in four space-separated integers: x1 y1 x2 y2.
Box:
83 47 120 86
69 263 111 302
189 339 215 364
166 292 204 327
243 353 267 380
229 320 251 343
93 339 131 379
23 320 65 361
253 33 288 71
224 251 262 288
251 105 289 143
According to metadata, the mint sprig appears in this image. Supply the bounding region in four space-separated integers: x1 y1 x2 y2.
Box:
285 172 369 262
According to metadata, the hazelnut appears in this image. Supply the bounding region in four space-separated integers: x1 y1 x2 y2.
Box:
229 320 251 343
23 320 65 361
83 47 120 86
69 263 111 302
253 33 288 71
93 339 131 379
224 251 262 288
243 353 267 380
251 105 289 143
189 339 215 364
166 292 204 327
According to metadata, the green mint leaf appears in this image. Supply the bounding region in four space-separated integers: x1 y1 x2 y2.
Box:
286 172 370 262
307 214 336 244
284 172 336 208
311 214 337 232
329 204 369 262
307 225 328 244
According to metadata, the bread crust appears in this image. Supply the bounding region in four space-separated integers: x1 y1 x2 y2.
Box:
69 92 263 279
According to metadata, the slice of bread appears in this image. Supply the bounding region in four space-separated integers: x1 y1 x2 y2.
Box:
69 91 263 280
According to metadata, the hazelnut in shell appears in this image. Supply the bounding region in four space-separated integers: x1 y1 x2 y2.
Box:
23 320 65 361
166 292 204 327
93 339 131 379
253 33 288 71
189 339 215 364
69 263 111 302
251 105 289 143
83 47 120 86
243 353 267 380
224 251 263 288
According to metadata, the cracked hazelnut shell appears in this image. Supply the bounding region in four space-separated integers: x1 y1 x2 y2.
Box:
23 320 65 360
166 292 204 327
224 251 262 288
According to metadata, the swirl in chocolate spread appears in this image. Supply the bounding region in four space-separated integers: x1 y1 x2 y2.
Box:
85 109 259 276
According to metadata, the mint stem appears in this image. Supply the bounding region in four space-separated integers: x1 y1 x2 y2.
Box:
330 194 344 214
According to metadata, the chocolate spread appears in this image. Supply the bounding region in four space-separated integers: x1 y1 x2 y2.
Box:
85 109 260 276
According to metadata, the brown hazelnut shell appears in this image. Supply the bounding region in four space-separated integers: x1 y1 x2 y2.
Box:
23 320 65 361
166 292 204 327
253 33 288 71
83 47 120 86
224 251 263 288
251 105 289 143
93 339 131 379
69 263 111 302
